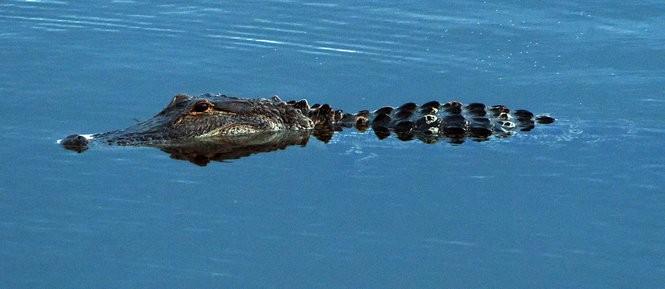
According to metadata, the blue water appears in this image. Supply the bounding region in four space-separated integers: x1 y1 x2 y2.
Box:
2 1 665 288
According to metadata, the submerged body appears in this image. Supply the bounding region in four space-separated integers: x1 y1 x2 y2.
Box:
60 93 555 163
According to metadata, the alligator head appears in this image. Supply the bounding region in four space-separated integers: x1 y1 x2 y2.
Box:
60 93 315 152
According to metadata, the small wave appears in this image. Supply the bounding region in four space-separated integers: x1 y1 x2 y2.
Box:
1 14 185 34
20 0 68 4
206 33 369 56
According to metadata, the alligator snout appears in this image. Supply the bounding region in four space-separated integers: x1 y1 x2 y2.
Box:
60 134 91 153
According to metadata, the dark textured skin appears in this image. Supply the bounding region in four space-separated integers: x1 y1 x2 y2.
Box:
101 94 314 144
60 93 555 163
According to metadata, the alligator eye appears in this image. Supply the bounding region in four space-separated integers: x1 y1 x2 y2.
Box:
192 101 211 113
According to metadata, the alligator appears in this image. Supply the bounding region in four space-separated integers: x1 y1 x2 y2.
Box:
60 93 555 165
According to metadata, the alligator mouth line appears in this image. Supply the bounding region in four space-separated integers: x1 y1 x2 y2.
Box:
198 124 261 137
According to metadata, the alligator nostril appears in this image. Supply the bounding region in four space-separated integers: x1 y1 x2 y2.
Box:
61 134 90 153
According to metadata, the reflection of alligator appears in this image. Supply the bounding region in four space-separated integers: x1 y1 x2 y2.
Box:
158 131 311 165
60 93 555 164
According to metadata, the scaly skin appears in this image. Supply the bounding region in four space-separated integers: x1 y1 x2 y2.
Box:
60 93 555 153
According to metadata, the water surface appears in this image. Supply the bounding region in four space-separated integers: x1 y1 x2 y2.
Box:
1 1 664 288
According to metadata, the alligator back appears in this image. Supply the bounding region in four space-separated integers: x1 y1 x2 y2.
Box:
299 99 555 143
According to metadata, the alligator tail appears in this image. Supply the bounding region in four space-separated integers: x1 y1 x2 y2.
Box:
288 100 555 142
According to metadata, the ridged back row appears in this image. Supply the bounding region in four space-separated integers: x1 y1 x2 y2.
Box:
286 99 555 142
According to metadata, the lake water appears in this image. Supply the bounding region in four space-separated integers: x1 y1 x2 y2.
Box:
1 1 664 288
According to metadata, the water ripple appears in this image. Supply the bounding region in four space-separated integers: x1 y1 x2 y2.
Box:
206 33 366 56
0 1 541 71
1 14 185 33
